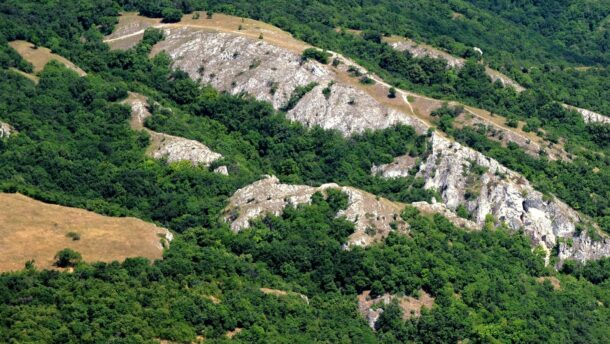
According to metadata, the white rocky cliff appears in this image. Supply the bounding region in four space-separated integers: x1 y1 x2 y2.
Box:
224 175 480 247
375 133 610 262
563 104 610 125
152 27 428 135
224 176 409 247
108 17 609 263
122 93 223 168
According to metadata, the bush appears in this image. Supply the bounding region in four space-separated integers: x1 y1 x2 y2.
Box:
66 232 81 241
359 76 375 85
54 248 82 267
301 48 331 64
456 204 470 219
161 8 183 23
142 28 165 46
506 116 519 128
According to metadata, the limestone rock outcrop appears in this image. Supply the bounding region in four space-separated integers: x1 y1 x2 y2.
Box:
380 133 610 262
224 175 485 247
411 200 479 231
122 92 222 168
0 122 14 138
563 104 610 125
152 28 428 135
224 176 408 247
153 28 331 110
372 155 418 178
150 133 222 166
388 39 525 91
388 39 464 69
357 290 435 329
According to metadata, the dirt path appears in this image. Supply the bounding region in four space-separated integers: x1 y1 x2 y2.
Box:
104 16 555 157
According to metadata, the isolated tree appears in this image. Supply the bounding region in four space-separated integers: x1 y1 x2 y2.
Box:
388 87 397 98
54 248 82 267
162 8 182 23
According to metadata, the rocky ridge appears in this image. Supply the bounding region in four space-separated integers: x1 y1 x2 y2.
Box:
105 14 563 159
122 92 223 168
224 175 480 247
224 176 409 247
152 27 428 135
108 15 608 263
375 133 610 262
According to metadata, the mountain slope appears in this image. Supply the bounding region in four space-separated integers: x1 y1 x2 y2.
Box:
104 11 608 263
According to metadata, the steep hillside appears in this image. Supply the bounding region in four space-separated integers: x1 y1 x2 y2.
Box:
0 193 171 272
1 2 610 343
106 13 567 160
105 12 607 263
383 35 610 126
377 133 610 263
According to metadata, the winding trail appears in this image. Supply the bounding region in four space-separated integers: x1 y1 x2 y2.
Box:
103 20 562 156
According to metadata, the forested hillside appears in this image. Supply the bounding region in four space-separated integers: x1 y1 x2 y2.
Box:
0 1 609 343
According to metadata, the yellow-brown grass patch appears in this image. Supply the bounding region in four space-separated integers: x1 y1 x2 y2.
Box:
0 193 170 272
398 290 435 320
536 276 561 290
10 67 39 83
106 12 309 53
9 40 86 77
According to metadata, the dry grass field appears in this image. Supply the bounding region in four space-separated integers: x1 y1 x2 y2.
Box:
9 40 86 77
105 12 309 53
0 193 171 272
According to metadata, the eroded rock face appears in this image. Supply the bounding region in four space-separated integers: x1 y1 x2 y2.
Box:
558 233 610 262
372 154 418 178
122 92 222 167
411 200 479 231
288 83 428 134
152 28 427 135
357 290 435 329
389 40 464 69
389 40 525 91
224 176 483 247
151 133 222 166
153 28 330 109
0 122 14 138
563 104 610 125
382 133 609 262
224 176 407 246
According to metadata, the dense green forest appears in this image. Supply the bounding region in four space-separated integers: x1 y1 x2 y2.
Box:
464 0 610 65
3 195 610 343
1 0 610 343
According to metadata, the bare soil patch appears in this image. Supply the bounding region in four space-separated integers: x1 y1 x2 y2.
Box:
0 193 170 272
